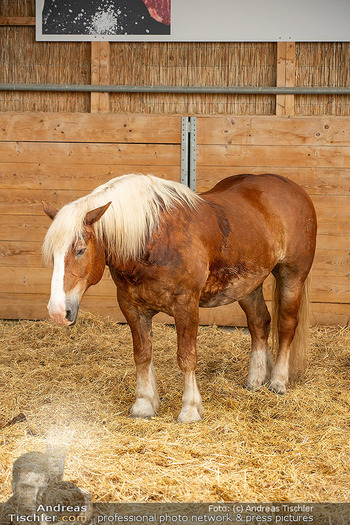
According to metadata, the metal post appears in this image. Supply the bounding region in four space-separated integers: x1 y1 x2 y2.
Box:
189 117 197 192
180 117 197 191
181 117 189 186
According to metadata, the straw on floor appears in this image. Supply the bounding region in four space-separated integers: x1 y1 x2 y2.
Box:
0 312 349 503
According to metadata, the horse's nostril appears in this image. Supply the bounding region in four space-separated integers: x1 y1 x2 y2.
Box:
65 305 79 325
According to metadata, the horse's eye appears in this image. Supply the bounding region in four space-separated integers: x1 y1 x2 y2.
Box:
76 249 86 257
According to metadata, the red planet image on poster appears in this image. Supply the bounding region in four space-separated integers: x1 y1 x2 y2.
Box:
142 0 170 25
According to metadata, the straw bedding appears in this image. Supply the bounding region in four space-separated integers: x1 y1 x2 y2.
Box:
0 312 349 503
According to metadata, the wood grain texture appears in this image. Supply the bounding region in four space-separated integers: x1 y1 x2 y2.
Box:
276 42 295 116
196 116 350 146
0 215 51 242
0 142 180 166
6 141 344 169
0 241 42 267
91 42 110 113
3 115 349 146
0 164 181 190
197 144 350 169
0 17 35 25
0 113 181 143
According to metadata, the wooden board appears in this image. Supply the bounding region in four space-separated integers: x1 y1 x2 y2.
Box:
197 144 350 169
0 142 180 166
0 189 86 215
276 42 295 117
0 113 181 144
196 116 350 146
0 17 35 25
0 215 51 242
91 42 110 113
0 241 43 267
0 164 181 190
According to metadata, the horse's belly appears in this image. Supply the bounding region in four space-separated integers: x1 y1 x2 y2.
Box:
199 270 268 308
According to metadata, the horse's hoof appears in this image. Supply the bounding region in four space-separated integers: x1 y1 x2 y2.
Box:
244 380 263 391
130 398 157 418
177 405 202 423
267 379 286 395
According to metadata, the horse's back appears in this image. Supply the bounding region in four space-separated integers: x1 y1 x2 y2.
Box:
202 173 310 202
200 173 317 271
201 173 316 231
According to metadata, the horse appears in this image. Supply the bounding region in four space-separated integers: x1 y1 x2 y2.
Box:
42 173 317 423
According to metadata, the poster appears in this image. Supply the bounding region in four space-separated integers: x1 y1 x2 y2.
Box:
36 0 350 42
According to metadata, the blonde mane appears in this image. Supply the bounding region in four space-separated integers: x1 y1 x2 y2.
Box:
42 174 202 264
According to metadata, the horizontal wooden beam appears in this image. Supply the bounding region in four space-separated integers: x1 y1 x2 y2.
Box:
3 113 350 146
0 164 181 191
196 115 350 147
197 144 350 169
0 142 180 166
0 113 182 144
0 17 36 26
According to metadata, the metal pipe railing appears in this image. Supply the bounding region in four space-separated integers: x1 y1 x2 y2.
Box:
1 83 350 95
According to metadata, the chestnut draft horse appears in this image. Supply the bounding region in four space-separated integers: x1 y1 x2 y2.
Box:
42 173 317 423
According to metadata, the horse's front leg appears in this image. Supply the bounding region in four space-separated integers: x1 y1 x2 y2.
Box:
117 291 159 418
174 302 203 423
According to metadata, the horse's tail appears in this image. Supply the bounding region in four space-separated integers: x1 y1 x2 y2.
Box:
271 272 311 383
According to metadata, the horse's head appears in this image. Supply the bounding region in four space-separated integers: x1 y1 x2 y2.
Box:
42 201 111 327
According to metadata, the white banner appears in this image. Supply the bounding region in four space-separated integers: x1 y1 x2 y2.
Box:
36 0 350 42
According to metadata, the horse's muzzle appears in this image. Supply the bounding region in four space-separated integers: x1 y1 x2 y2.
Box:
48 297 79 327
65 301 79 326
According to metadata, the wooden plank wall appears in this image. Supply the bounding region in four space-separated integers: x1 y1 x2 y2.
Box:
0 113 349 326
196 115 350 326
0 112 183 323
0 19 349 326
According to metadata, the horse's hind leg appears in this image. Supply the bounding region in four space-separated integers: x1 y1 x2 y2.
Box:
269 266 307 394
239 284 272 390
117 290 160 418
174 301 203 423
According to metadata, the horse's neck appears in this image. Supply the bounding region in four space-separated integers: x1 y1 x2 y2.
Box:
104 244 138 274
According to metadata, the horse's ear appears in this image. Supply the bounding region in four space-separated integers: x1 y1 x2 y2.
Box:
42 201 58 221
84 202 112 226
